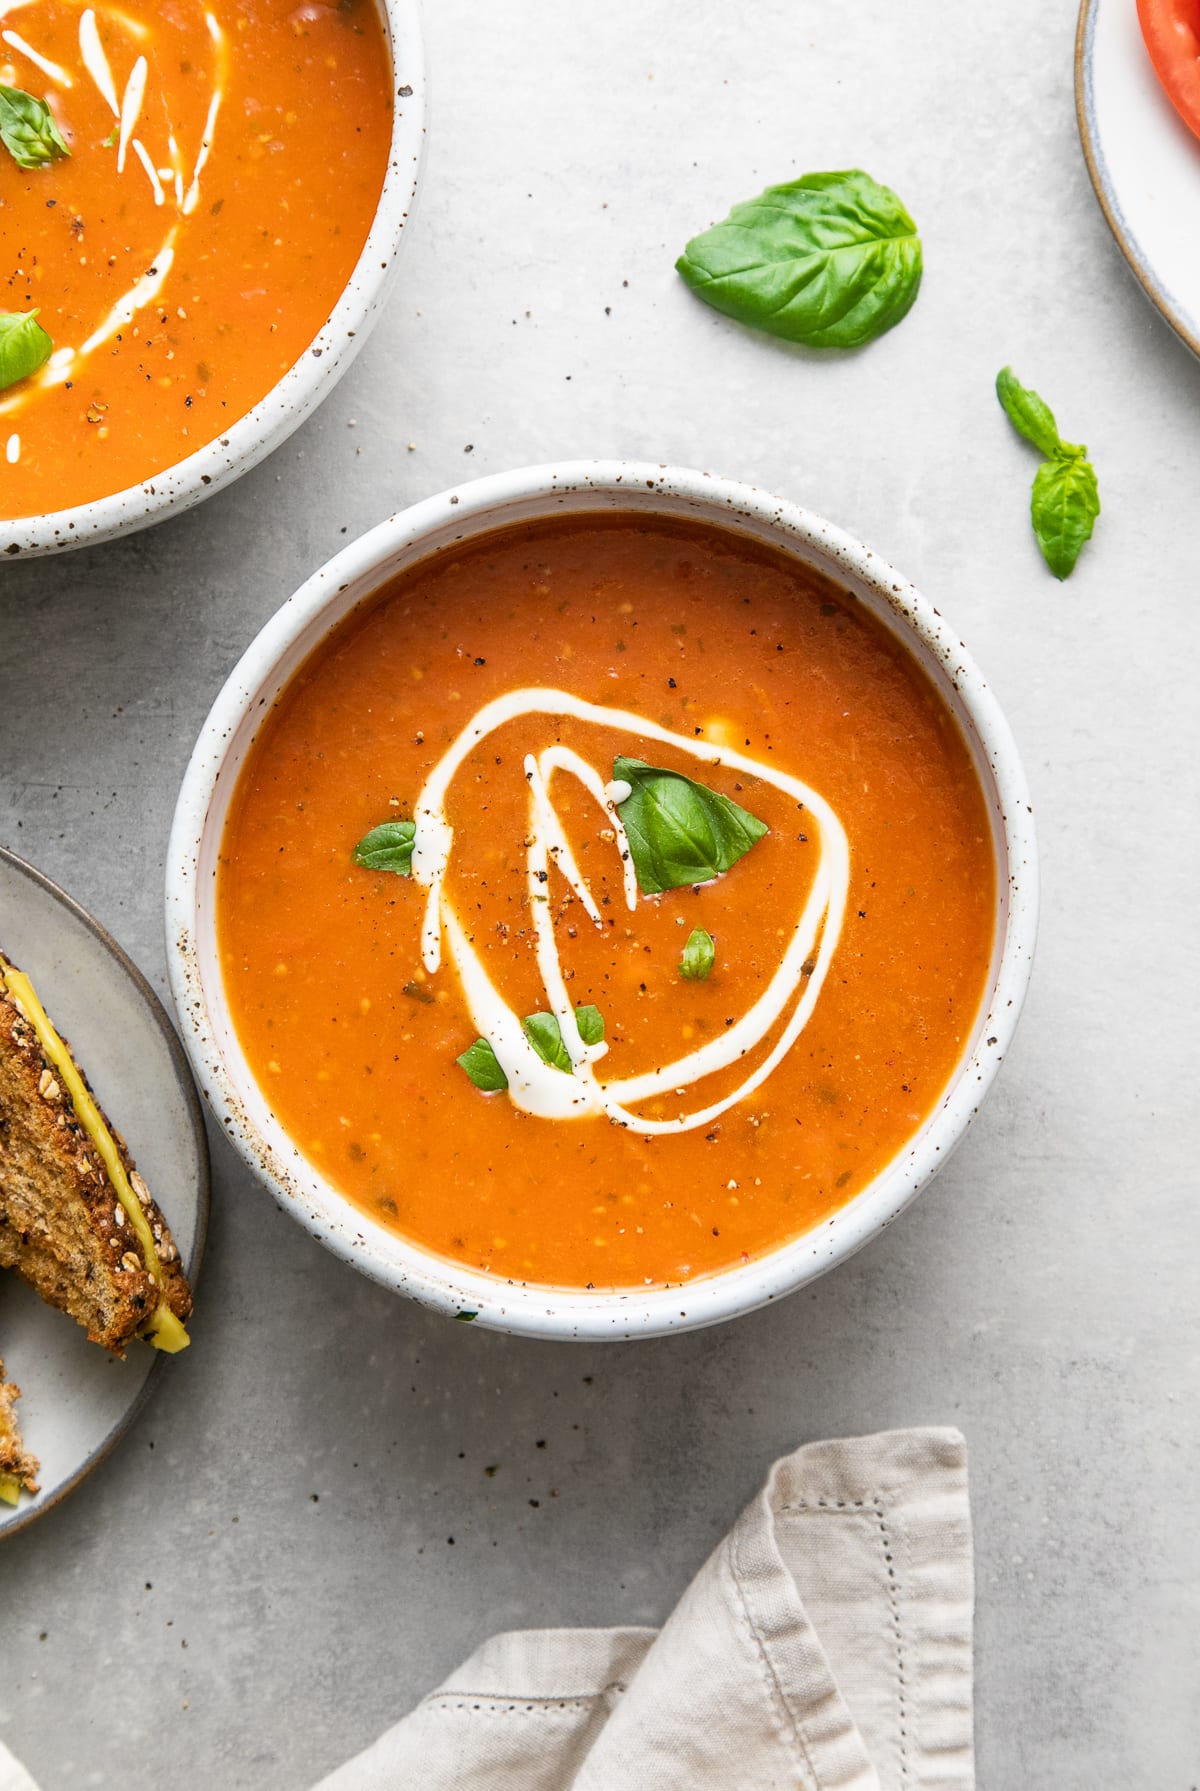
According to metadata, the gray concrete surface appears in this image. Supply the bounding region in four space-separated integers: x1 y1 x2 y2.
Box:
2 1 1198 1784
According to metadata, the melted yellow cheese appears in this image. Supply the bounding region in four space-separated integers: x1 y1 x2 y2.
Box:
1 957 189 1352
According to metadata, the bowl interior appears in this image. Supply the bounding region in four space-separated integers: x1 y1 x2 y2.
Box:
171 469 1036 1339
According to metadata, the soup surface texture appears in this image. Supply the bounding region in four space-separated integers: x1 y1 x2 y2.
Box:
0 0 391 519
218 517 997 1291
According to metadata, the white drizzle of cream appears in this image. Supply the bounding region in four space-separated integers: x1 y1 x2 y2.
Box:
1 27 69 85
5 431 19 463
78 7 118 115
79 232 174 353
412 688 851 1135
131 133 163 204
167 131 183 206
115 49 144 171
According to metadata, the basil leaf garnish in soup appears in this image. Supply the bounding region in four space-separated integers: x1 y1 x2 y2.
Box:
680 927 716 981
613 757 768 895
523 1011 574 1073
353 819 416 874
0 309 53 394
460 1007 605 1092
996 366 1100 579
0 87 69 170
525 1006 605 1072
676 170 922 349
456 1037 509 1092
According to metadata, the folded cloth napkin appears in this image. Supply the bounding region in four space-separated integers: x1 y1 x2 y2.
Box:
315 1426 973 1791
0 1427 971 1791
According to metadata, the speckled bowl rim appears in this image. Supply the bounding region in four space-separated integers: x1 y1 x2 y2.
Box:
1 0 426 559
166 461 1039 1342
0 844 210 1541
1076 0 1200 359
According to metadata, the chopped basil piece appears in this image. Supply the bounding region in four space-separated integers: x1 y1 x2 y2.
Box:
613 756 768 895
996 366 1100 579
353 818 415 874
459 1006 604 1091
0 309 52 393
525 1005 605 1072
523 1011 573 1072
676 170 921 349
455 1310 478 1322
680 927 716 980
456 1037 509 1092
0 86 69 170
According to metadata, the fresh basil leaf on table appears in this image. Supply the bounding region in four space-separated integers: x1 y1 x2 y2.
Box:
352 819 416 874
613 757 768 895
0 309 53 393
1031 452 1100 582
995 365 1063 459
680 927 716 981
675 170 922 349
0 87 69 170
996 366 1100 579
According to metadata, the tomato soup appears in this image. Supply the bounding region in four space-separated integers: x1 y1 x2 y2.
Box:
217 517 997 1290
0 0 391 519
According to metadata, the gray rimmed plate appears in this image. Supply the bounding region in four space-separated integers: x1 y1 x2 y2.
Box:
0 848 208 1539
1077 0 1200 358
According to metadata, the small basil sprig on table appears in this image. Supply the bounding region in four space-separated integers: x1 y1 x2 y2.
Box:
996 367 1100 580
0 310 53 394
353 818 415 874
0 87 69 170
679 927 715 981
676 170 922 349
458 1005 605 1092
613 757 768 896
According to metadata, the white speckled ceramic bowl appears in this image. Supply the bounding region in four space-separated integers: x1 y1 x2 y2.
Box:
166 463 1038 1341
2 0 425 560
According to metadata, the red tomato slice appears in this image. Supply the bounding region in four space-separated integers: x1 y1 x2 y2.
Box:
1138 0 1200 140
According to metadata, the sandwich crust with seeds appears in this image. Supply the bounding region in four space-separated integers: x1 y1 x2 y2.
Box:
0 953 192 1356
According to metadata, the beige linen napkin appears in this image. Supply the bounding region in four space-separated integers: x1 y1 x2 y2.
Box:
0 1427 971 1790
315 1426 973 1791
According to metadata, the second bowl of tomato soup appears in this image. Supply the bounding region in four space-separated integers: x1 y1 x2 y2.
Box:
0 0 423 554
168 464 1037 1338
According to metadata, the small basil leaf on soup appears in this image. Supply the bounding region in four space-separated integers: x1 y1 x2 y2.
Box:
680 927 716 981
524 1007 606 1072
0 87 70 170
1030 450 1100 581
457 1037 509 1092
352 818 415 874
995 366 1064 459
523 1011 574 1073
675 169 922 349
0 309 53 394
613 756 768 895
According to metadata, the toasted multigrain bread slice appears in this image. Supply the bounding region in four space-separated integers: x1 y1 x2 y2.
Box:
0 955 192 1356
0 1358 39 1498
